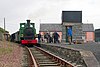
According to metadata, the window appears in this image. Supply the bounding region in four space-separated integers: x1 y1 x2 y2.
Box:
30 24 33 27
22 25 24 27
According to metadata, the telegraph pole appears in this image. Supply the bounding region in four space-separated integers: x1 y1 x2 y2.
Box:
4 17 5 32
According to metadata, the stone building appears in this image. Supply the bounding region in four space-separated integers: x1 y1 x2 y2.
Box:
95 28 100 42
62 11 94 43
39 24 62 42
39 11 94 43
62 11 83 43
82 24 94 42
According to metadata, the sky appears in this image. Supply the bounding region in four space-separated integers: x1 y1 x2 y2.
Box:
0 0 100 34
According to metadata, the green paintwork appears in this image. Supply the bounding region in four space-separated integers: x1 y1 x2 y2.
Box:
18 22 36 41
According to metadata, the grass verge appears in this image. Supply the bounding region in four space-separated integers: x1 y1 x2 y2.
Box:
0 47 12 55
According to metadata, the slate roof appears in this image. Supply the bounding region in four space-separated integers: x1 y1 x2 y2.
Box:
82 24 94 32
95 29 100 31
40 24 62 32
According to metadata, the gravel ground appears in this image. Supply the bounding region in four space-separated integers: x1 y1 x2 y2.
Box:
0 41 23 67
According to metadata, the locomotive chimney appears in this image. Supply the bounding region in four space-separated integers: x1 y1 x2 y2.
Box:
27 20 30 27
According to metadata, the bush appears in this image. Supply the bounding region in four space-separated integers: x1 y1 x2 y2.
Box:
0 27 9 33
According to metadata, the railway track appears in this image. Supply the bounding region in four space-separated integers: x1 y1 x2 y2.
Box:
25 46 74 67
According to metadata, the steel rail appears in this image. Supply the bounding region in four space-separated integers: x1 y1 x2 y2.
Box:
25 47 38 67
35 46 74 67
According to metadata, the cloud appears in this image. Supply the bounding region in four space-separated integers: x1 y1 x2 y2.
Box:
0 0 100 34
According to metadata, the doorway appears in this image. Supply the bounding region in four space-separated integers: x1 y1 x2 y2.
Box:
66 26 72 42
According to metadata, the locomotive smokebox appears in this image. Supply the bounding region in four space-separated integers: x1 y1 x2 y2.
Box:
27 20 31 27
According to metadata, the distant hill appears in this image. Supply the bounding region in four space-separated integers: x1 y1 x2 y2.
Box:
0 27 9 33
